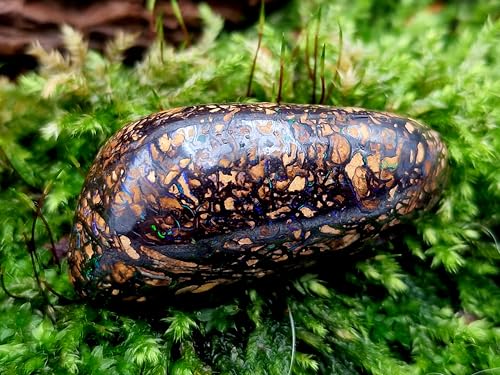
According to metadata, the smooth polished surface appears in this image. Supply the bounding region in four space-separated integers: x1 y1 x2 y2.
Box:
68 103 448 302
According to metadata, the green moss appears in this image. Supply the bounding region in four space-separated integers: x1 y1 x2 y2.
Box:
0 1 498 374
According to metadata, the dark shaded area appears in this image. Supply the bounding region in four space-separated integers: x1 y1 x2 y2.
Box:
0 0 288 79
75 238 376 318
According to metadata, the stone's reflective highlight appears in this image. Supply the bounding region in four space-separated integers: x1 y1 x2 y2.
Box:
68 103 448 302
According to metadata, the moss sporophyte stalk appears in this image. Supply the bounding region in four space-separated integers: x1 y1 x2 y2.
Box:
0 1 498 374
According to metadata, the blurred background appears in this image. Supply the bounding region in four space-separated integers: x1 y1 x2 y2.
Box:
0 0 286 78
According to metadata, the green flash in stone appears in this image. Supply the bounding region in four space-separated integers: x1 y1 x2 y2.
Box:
68 103 448 303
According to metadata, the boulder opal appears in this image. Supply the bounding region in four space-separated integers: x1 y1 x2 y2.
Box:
68 103 448 302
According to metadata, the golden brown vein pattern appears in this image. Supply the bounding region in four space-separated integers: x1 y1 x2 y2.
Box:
67 103 448 302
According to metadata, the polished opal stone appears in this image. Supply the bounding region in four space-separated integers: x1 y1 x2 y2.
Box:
68 103 448 302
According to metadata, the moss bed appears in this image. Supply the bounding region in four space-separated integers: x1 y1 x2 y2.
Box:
0 1 499 374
